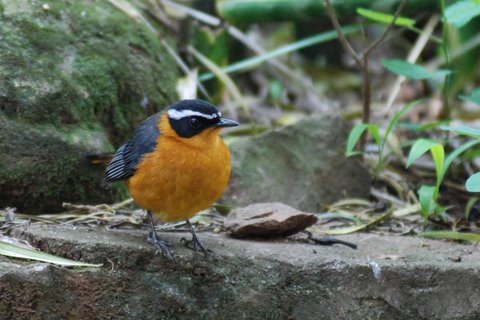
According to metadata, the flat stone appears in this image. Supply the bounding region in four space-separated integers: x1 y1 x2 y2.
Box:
225 202 318 238
222 114 372 212
1 224 479 319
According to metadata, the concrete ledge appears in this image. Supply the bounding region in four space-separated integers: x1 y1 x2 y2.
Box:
1 224 479 319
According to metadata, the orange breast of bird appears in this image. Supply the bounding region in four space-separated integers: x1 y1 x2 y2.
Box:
126 115 231 222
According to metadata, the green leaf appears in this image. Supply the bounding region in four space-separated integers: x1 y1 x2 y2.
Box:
441 140 480 182
357 7 416 27
419 231 480 241
269 80 283 101
192 27 230 66
383 100 422 146
380 99 424 158
382 59 451 80
374 100 423 176
345 123 380 156
0 240 102 267
465 197 479 220
418 185 437 217
459 88 480 105
466 172 480 192
213 203 235 214
397 120 449 132
406 139 439 168
199 25 359 81
440 125 480 139
430 144 445 186
346 124 368 156
368 124 381 146
407 139 447 187
444 0 480 28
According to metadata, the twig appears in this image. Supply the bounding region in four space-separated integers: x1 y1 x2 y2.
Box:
324 0 362 65
363 0 407 57
324 0 407 144
161 39 211 100
188 45 246 113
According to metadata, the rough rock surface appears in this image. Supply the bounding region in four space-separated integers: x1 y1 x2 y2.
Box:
222 114 372 212
1 224 479 319
225 202 318 238
0 0 178 213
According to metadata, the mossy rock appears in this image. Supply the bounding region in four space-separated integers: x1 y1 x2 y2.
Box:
0 0 178 213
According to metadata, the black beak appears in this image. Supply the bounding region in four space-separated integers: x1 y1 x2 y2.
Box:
214 117 239 128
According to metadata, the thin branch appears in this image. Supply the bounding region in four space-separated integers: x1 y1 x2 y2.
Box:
161 40 211 99
363 0 408 57
324 0 362 65
361 57 371 125
324 0 408 149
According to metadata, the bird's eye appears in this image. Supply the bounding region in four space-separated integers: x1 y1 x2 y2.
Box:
189 117 201 128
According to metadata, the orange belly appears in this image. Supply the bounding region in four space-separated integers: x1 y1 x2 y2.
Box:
126 134 231 222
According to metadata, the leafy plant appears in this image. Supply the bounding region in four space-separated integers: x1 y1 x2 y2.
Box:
459 88 480 106
444 0 480 28
381 59 451 80
406 137 480 218
357 7 442 43
346 100 422 176
441 123 480 193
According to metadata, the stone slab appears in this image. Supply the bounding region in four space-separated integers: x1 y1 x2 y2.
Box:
0 224 479 319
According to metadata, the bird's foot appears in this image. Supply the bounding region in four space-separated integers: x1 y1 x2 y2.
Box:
181 220 212 257
181 234 212 256
147 232 175 262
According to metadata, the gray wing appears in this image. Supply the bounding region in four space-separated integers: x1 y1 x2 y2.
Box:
103 113 161 185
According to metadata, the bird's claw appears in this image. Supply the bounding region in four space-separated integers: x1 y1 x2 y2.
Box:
181 235 213 257
147 232 175 262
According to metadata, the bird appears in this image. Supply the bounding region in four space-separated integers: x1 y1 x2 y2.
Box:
103 99 239 260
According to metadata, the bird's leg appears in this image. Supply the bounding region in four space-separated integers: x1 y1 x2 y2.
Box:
181 219 212 256
146 210 175 261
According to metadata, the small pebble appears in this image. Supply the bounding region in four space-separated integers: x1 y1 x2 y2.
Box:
448 256 462 263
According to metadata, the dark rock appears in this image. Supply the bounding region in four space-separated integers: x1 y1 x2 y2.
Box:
1 224 480 319
225 202 318 238
0 0 178 212
222 114 372 212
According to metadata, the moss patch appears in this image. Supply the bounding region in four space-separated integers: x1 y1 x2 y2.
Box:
0 117 128 212
0 0 177 142
0 0 178 212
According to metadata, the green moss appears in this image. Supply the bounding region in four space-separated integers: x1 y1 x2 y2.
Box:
0 0 177 140
0 117 127 213
0 0 175 212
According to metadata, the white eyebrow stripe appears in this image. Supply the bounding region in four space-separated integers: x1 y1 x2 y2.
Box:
167 109 221 120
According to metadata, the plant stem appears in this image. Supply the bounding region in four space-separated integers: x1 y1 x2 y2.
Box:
440 0 452 121
324 0 407 148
